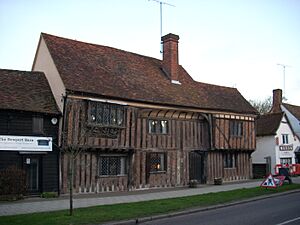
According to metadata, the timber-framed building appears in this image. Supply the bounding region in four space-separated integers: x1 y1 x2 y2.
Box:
32 33 257 193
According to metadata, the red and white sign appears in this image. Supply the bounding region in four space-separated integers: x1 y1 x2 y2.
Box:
260 174 277 188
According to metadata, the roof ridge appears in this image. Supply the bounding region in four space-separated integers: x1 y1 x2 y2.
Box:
0 68 44 75
41 32 162 63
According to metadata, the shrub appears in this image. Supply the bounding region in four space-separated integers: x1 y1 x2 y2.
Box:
0 166 26 200
41 192 58 198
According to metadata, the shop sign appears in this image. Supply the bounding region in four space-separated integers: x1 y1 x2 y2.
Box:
0 135 52 151
279 145 293 151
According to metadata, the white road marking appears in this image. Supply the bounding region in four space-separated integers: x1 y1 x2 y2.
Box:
276 216 300 225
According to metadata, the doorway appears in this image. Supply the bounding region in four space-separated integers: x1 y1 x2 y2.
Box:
189 151 205 183
24 156 41 194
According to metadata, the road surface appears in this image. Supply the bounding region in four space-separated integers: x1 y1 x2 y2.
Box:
142 192 300 225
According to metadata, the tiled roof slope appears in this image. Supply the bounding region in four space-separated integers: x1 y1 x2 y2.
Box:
283 103 300 120
0 69 60 115
41 33 257 114
256 112 283 136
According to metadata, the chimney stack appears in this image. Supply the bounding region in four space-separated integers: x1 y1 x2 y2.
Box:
271 89 282 113
161 33 180 84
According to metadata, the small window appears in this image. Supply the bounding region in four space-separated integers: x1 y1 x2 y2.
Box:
230 121 243 137
148 119 169 134
148 152 166 172
32 116 43 134
224 152 236 168
282 134 289 144
99 155 127 176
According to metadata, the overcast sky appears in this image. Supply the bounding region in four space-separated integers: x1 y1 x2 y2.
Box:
1 0 299 105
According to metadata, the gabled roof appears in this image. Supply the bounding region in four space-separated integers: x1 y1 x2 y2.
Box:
0 69 60 115
256 112 284 136
283 103 300 121
40 33 257 114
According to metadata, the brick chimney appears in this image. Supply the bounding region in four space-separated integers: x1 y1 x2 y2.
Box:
271 89 282 113
161 33 180 84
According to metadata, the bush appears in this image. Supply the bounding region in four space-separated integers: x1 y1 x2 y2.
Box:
0 166 26 200
41 192 58 198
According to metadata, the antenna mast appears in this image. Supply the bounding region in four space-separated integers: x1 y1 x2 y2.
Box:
149 0 175 53
277 63 291 99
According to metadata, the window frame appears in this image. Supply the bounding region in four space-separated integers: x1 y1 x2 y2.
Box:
229 120 243 137
88 101 125 128
148 152 167 173
148 119 169 135
98 154 128 177
224 152 236 168
280 157 292 165
32 116 44 134
282 134 289 144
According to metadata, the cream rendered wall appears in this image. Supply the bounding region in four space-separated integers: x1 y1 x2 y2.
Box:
252 136 276 173
32 37 66 113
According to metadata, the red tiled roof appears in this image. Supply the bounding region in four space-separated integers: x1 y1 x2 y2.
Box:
256 112 283 136
0 69 60 115
283 103 300 120
41 33 257 114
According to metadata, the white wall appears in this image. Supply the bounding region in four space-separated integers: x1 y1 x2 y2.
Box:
252 136 276 173
254 115 300 174
275 115 299 165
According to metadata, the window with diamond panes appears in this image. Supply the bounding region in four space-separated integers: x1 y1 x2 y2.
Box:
149 153 166 172
89 102 125 127
99 156 127 176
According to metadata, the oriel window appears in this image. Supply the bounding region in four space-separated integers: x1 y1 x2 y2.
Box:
89 102 125 127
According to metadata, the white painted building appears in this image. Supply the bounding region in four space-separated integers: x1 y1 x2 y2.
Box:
252 89 300 177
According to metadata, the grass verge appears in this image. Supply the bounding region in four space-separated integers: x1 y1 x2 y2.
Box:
0 184 299 225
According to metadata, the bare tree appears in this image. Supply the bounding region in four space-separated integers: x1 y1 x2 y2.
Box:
62 126 94 216
249 97 272 115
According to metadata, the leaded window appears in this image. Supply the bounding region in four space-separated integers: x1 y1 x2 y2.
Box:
148 152 166 172
99 155 127 176
229 121 243 137
148 119 169 134
89 102 125 127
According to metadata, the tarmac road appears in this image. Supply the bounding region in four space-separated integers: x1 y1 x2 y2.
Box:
142 192 300 225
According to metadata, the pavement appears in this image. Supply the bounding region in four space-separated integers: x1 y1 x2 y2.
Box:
0 177 299 217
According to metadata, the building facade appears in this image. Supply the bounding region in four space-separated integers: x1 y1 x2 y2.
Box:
0 69 60 195
32 33 257 193
252 89 300 177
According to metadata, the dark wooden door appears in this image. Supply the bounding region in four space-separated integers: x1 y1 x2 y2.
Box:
189 151 204 183
23 156 42 194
